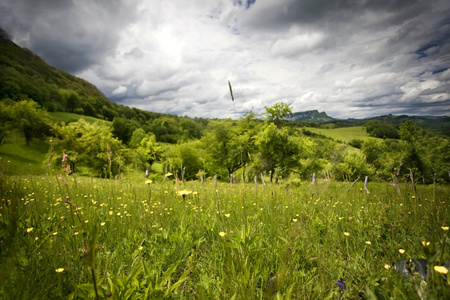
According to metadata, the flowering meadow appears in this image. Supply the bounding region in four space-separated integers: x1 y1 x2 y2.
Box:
0 173 449 299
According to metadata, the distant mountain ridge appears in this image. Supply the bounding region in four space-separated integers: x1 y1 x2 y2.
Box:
288 110 334 123
289 110 449 135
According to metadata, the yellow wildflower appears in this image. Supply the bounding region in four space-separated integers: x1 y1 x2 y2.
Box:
55 268 64 273
399 249 405 254
442 226 449 231
177 189 192 196
365 241 372 245
344 232 350 237
434 266 448 274
219 231 226 237
26 227 33 233
384 264 391 270
224 213 230 218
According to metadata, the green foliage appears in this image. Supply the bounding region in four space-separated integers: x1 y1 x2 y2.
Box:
332 151 374 181
165 141 204 180
349 139 363 149
200 119 255 179
112 117 139 145
264 102 293 128
254 123 313 180
365 120 400 139
0 99 53 145
49 119 123 177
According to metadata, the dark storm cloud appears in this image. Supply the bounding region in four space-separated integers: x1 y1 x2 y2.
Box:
239 0 431 30
0 0 138 73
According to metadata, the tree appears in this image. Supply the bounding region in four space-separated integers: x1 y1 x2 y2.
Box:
0 100 14 144
399 120 428 179
10 100 52 145
201 120 246 178
50 119 123 177
364 120 399 139
264 102 293 128
112 117 139 145
165 141 203 180
254 123 312 181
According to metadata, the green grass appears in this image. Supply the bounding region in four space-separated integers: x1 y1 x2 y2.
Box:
305 126 376 142
49 112 112 126
0 136 48 175
0 173 449 299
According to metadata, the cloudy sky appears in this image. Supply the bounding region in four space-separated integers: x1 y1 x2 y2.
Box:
1 0 449 119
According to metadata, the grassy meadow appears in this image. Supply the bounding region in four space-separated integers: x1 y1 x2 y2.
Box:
302 126 375 143
1 170 449 299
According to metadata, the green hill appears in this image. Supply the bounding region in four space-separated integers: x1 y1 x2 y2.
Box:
0 28 169 124
0 29 115 117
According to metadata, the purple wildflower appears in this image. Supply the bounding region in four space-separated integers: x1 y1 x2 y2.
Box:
336 278 347 290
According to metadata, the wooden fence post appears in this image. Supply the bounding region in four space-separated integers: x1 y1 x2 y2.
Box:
214 175 217 190
409 168 416 196
364 176 370 194
260 173 266 187
394 163 403 196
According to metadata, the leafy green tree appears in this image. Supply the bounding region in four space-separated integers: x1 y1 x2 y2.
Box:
148 116 181 143
10 100 52 145
201 120 245 179
365 120 399 139
179 117 203 140
129 128 147 149
112 117 139 145
264 102 293 128
399 120 428 179
165 141 203 180
332 151 373 181
361 139 385 168
0 100 14 144
254 123 311 181
50 119 123 177
60 89 81 113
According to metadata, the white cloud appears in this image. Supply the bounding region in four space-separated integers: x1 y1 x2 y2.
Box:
112 85 127 95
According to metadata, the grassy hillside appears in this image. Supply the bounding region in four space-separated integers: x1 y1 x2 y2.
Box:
0 135 48 175
303 126 375 142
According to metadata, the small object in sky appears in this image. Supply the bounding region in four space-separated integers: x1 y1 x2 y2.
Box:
228 80 234 101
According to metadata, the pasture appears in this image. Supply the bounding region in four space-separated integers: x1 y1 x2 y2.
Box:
0 172 449 299
303 126 375 143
